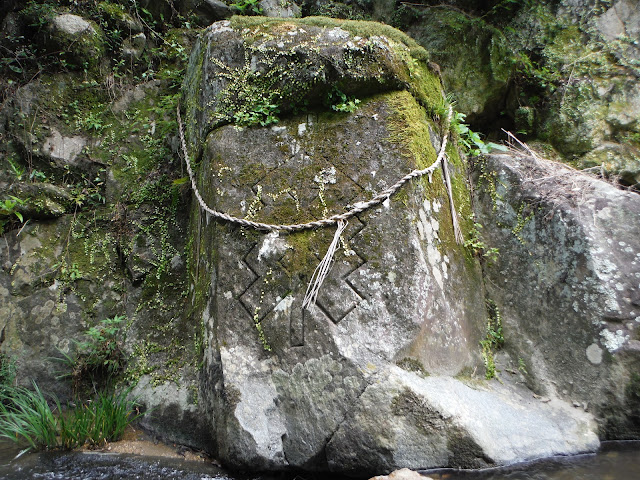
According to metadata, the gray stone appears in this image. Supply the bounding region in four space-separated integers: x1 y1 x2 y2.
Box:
5 182 73 219
193 91 486 471
122 33 147 60
260 0 301 18
41 127 87 165
184 18 603 474
328 369 597 475
473 152 640 439
186 0 232 24
47 14 105 68
580 142 640 187
52 14 92 35
597 0 640 60
112 80 160 113
370 468 434 480
586 343 603 365
183 18 436 154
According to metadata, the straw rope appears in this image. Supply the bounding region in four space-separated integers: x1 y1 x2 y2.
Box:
177 105 454 233
177 104 459 310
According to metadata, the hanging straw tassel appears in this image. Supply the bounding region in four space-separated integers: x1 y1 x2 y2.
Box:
442 157 464 245
303 219 348 311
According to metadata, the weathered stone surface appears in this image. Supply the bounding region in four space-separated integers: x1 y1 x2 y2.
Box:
193 90 486 471
185 18 602 475
183 17 436 153
542 76 640 173
41 127 87 165
181 0 232 26
581 142 640 186
391 1 640 187
515 1 640 187
47 14 105 68
122 33 147 61
260 0 301 18
473 152 640 439
328 369 597 476
0 6 206 457
406 9 512 122
596 0 640 60
5 182 73 219
97 1 143 34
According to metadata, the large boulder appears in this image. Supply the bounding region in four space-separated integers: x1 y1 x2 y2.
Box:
47 14 106 69
473 151 640 439
184 17 600 475
183 16 439 155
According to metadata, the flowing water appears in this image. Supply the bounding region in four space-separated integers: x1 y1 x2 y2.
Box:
422 442 640 480
1 441 638 479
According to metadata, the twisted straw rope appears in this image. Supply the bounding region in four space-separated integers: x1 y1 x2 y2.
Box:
177 105 453 233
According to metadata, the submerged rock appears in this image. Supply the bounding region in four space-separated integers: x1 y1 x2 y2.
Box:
370 468 434 480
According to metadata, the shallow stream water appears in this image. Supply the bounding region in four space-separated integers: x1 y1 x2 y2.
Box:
1 441 638 479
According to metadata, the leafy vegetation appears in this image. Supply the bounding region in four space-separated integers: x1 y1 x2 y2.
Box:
480 299 504 380
230 0 263 15
56 315 126 395
452 111 508 157
0 196 25 223
463 218 499 263
326 87 361 113
0 354 17 393
0 383 142 451
0 196 26 234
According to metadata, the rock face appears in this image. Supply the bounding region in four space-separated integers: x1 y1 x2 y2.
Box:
0 15 206 451
183 18 600 475
2 4 639 477
406 9 512 123
397 1 640 187
473 152 640 439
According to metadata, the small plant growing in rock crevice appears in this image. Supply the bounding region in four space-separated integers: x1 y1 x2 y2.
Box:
480 299 504 379
464 217 499 263
452 111 508 157
57 315 126 394
325 87 361 113
0 196 26 234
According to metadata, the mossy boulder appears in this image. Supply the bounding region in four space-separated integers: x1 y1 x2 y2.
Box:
501 1 640 187
184 17 599 474
0 20 207 451
183 15 439 154
405 8 513 122
5 182 73 219
96 1 143 34
47 14 106 69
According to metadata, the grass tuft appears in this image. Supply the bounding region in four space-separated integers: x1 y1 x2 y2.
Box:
0 383 142 451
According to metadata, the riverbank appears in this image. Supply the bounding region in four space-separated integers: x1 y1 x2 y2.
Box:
82 426 214 464
2 438 639 480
